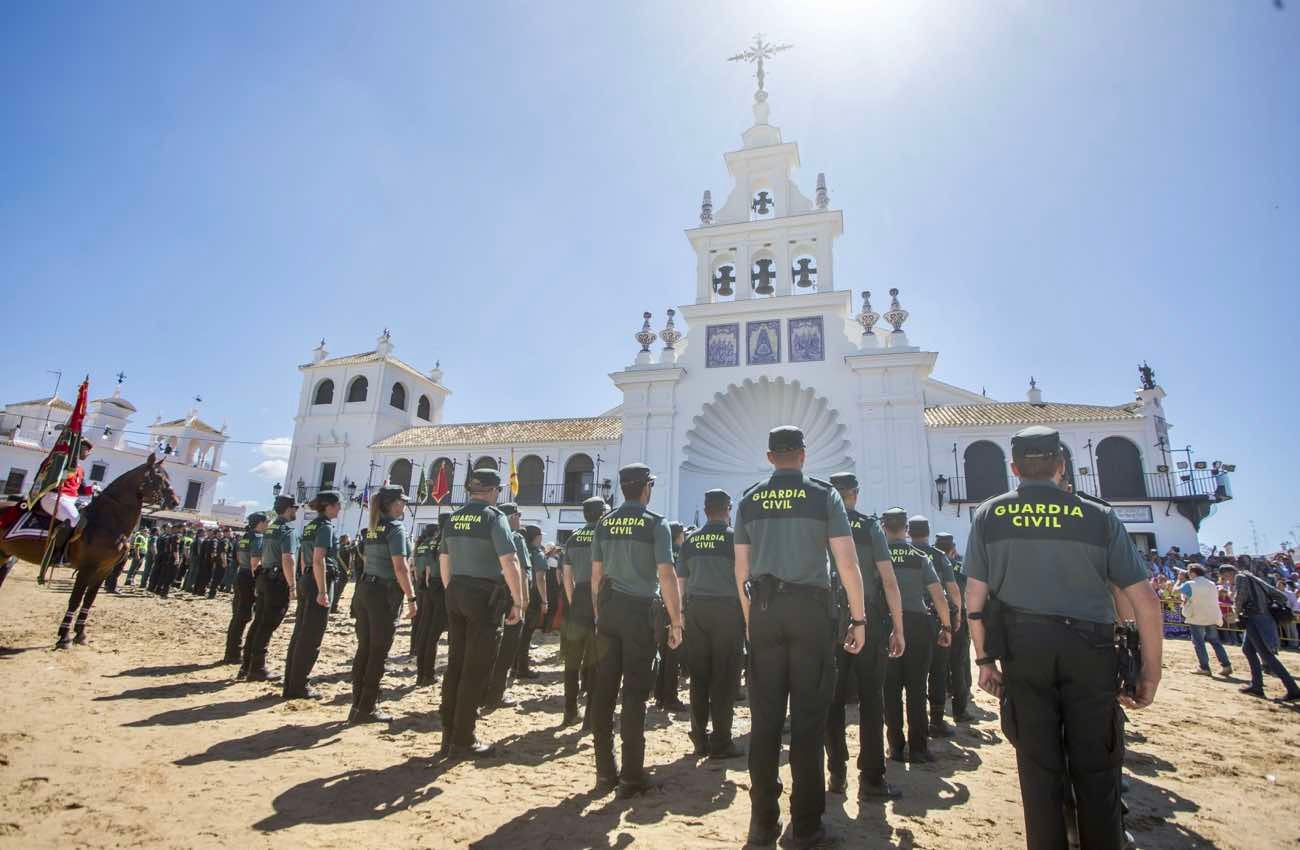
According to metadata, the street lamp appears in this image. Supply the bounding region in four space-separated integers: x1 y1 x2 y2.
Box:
272 482 282 499
346 480 357 503
600 478 613 505
935 474 948 509
296 478 306 504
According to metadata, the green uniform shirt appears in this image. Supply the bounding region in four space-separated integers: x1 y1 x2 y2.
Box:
678 521 737 600
413 537 439 586
832 509 889 612
236 531 263 572
309 517 340 576
362 518 408 581
562 523 597 584
511 531 529 580
889 539 941 613
964 480 1147 624
439 500 515 580
592 502 672 598
917 544 955 585
260 518 298 579
529 546 547 581
734 470 852 588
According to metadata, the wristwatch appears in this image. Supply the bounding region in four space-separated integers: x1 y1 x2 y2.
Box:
848 617 867 627
939 624 952 633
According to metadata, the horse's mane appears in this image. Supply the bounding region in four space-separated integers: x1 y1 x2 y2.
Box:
96 461 152 503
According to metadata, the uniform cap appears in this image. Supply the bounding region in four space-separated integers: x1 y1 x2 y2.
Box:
768 425 806 452
669 522 685 537
703 489 731 511
524 524 542 539
880 507 909 522
1011 425 1061 459
582 496 608 522
907 515 931 536
829 472 859 491
310 490 342 509
273 495 298 513
935 532 955 547
618 463 656 485
498 502 519 516
470 466 502 487
378 484 409 502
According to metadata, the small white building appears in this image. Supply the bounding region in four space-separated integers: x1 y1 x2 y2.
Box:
283 73 1233 552
0 384 238 524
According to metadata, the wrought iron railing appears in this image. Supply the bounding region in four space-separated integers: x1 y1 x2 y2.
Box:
945 470 1225 504
291 481 603 508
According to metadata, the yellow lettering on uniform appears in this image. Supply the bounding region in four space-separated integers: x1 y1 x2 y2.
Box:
995 505 1006 516
1071 506 1083 518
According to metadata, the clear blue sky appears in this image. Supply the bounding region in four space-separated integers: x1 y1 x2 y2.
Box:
2 2 1296 551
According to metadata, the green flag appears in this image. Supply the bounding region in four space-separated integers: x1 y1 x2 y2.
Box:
416 465 428 504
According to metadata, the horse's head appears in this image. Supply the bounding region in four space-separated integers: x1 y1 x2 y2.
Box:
143 453 180 510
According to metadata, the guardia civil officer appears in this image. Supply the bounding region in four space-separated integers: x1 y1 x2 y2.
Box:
350 485 418 723
824 473 907 800
483 502 531 711
283 490 342 700
936 532 972 721
908 515 963 738
652 522 689 713
514 525 548 679
561 496 607 727
880 508 952 763
964 426 1162 850
590 463 682 798
734 427 868 848
240 496 298 681
438 467 525 758
223 512 267 664
413 523 447 687
679 489 745 759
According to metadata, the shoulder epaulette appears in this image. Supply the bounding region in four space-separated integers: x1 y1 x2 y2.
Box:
1075 491 1112 508
643 508 665 523
481 504 503 520
806 476 832 490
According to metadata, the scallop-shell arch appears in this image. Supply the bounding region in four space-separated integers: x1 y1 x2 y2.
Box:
683 376 851 475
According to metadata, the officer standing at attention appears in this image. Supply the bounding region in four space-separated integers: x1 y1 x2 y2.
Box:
824 473 906 801
935 532 972 722
514 524 549 679
438 467 524 759
283 490 342 700
240 496 298 681
652 522 689 714
483 502 531 711
880 508 952 763
413 523 446 687
561 496 607 727
590 463 682 798
908 515 963 738
734 427 867 849
679 489 746 760
965 426 1162 850
350 485 417 723
223 512 267 664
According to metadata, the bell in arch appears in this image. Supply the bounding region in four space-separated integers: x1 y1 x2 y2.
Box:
712 265 736 297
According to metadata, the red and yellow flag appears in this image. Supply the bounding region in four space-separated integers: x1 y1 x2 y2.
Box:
509 449 520 499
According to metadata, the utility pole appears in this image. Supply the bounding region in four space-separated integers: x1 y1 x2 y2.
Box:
1249 520 1262 556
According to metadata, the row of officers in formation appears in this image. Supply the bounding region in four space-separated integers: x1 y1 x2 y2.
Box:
219 424 1163 850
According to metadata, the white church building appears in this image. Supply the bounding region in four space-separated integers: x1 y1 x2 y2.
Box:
284 73 1232 553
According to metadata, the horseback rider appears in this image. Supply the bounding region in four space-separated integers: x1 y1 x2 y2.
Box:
37 439 95 562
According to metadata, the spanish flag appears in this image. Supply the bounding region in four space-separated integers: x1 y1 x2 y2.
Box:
509 449 520 499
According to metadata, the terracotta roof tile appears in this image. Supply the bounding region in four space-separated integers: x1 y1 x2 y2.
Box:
372 416 622 449
924 401 1142 428
91 396 138 412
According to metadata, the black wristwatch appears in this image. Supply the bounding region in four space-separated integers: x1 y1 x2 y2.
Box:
848 617 867 627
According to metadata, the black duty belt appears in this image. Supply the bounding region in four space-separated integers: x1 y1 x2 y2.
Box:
1009 610 1113 640
454 575 504 588
361 574 398 585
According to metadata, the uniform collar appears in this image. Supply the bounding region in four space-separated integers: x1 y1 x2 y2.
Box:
1017 478 1062 490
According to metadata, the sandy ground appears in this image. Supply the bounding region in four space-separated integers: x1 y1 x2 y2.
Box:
0 564 1297 850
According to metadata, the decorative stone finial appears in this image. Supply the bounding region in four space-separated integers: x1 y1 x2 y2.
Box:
312 338 329 364
376 329 394 357
883 288 909 333
700 190 713 225
429 360 444 383
816 173 829 210
1027 377 1044 406
857 290 881 348
636 312 657 353
660 309 681 350
1138 362 1157 391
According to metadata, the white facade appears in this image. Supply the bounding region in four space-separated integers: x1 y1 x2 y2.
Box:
283 84 1232 551
0 386 235 522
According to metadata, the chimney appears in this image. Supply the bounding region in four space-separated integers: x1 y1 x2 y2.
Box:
1027 377 1044 406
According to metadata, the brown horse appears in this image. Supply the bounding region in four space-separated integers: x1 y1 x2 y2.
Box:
0 454 178 648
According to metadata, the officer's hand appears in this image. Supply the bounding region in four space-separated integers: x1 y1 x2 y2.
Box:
316 592 329 609
668 623 684 650
1121 673 1160 710
844 623 866 655
952 610 964 634
888 629 905 658
403 598 417 620
505 604 522 626
978 663 1004 700
937 628 952 648
541 602 549 616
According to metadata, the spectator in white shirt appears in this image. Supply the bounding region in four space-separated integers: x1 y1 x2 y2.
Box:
1178 565 1233 676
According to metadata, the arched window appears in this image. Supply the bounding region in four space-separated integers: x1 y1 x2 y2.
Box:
563 453 595 504
389 382 407 411
346 376 368 403
1098 436 1145 500
312 379 334 406
1061 444 1077 490
416 395 431 421
474 456 498 471
388 458 412 495
426 456 454 503
964 441 1009 503
517 455 544 505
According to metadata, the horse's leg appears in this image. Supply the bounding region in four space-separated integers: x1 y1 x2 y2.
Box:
73 577 104 645
0 548 15 591
56 571 89 649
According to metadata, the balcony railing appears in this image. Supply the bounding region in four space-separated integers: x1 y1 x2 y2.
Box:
946 471 1227 505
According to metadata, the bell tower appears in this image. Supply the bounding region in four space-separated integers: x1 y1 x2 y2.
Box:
688 36 844 304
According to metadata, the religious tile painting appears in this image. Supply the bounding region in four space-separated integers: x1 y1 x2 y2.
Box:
746 320 781 366
789 316 825 363
705 323 740 368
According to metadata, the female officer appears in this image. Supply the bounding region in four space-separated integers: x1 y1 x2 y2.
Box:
283 490 342 700
414 523 448 687
350 485 418 723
